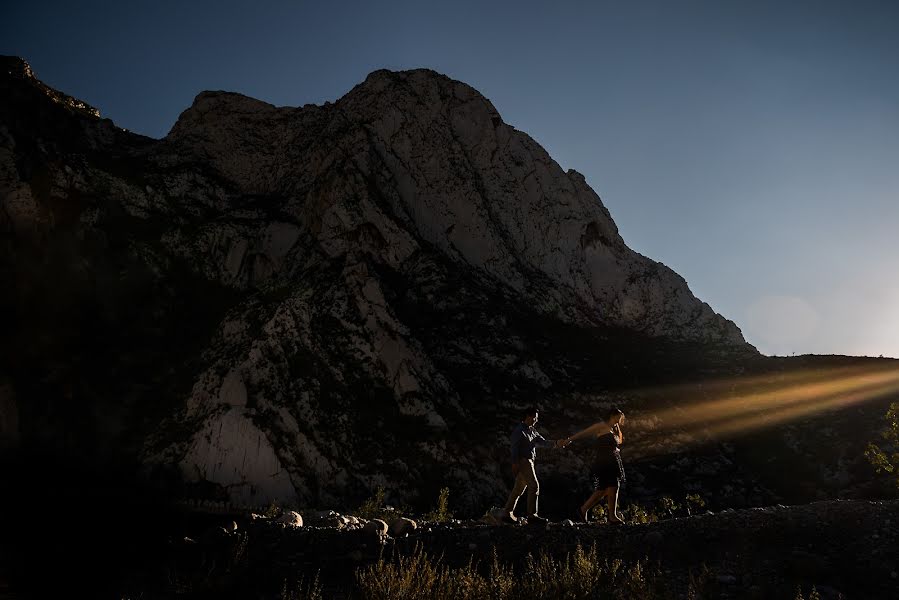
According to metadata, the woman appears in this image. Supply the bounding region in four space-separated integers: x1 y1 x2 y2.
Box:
565 407 626 524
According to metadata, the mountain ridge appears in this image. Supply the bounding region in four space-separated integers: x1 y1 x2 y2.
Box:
11 57 896 518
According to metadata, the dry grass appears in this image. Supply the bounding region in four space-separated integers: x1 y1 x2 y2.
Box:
356 543 703 599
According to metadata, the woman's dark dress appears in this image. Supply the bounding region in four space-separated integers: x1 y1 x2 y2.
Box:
590 430 625 490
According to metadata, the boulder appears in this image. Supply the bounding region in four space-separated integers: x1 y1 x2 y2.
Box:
275 511 303 527
363 519 388 536
389 517 417 537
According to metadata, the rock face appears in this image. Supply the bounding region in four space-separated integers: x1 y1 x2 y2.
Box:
1 56 763 510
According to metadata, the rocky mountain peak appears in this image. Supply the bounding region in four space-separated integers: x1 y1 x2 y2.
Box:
2 60 760 511
157 66 746 344
167 90 282 138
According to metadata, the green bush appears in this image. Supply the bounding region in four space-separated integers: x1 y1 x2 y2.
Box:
357 485 388 520
657 496 679 518
623 503 658 524
684 493 706 516
424 487 453 523
590 502 607 522
865 402 899 489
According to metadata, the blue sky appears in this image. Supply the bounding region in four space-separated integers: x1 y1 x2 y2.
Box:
3 0 898 357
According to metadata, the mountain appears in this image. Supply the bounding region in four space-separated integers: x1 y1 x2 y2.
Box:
1 57 895 516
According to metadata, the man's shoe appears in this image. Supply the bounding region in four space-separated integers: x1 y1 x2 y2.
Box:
500 513 518 525
527 514 549 525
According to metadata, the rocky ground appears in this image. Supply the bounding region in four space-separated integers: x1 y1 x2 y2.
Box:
5 498 896 599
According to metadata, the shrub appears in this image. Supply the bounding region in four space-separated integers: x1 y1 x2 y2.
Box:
684 493 707 516
623 502 657 524
357 485 388 520
865 402 899 489
657 496 679 518
424 487 453 523
590 502 607 522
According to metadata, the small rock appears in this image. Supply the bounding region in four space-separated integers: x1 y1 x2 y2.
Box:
276 511 303 527
249 513 265 520
322 516 346 529
389 517 418 537
560 519 575 527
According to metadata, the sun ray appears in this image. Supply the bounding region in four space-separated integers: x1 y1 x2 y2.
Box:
627 363 899 456
652 367 899 430
696 378 899 439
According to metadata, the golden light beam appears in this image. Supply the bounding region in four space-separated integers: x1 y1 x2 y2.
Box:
693 377 899 440
617 363 885 405
652 368 899 430
626 364 899 458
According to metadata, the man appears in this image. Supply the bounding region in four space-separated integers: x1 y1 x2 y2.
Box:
503 408 568 524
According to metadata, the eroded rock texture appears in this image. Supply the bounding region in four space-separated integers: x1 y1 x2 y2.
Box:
3 56 765 510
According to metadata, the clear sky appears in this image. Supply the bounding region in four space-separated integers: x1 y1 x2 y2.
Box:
3 0 898 358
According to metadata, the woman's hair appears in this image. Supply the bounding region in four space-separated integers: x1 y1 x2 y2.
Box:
606 406 624 421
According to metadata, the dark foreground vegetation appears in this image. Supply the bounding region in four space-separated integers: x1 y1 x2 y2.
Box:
1 462 896 600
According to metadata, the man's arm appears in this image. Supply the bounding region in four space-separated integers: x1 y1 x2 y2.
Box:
567 421 606 443
533 430 559 449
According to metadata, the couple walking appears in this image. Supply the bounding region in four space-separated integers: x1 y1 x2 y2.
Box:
503 407 626 525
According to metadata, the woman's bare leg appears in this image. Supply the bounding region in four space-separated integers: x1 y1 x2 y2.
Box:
606 486 624 523
579 490 605 521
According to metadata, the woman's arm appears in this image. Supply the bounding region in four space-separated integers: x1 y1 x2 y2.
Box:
612 423 624 445
567 421 606 443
